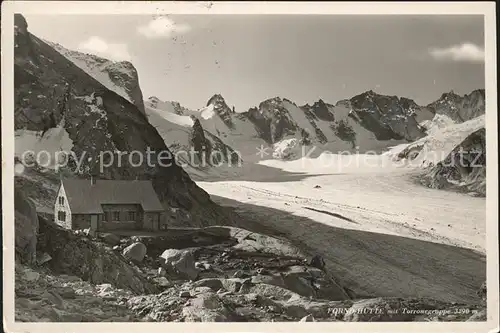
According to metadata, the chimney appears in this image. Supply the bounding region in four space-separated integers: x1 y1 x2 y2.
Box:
91 175 96 185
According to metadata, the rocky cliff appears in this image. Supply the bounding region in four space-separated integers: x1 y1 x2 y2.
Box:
47 41 146 115
426 89 485 123
348 90 427 141
421 128 486 196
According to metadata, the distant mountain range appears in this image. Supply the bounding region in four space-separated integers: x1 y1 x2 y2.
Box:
144 87 484 162
14 12 486 187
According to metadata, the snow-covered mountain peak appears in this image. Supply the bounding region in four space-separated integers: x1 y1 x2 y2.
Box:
258 96 285 109
427 89 485 123
205 94 234 128
206 93 226 106
46 41 146 115
301 99 336 122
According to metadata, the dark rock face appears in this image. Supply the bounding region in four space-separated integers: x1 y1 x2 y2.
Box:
203 130 243 166
305 99 335 122
188 118 242 166
427 89 485 123
170 101 188 115
207 94 235 129
45 40 147 116
331 119 357 148
422 128 486 196
190 118 212 165
14 14 231 227
14 14 39 67
244 97 297 144
232 91 430 145
349 90 426 141
104 61 146 115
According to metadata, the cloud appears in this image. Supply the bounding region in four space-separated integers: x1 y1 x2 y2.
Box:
77 36 132 62
428 43 484 63
137 16 191 39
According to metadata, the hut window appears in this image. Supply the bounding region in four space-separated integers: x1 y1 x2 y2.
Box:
113 211 120 221
128 212 136 221
58 196 64 205
58 211 66 221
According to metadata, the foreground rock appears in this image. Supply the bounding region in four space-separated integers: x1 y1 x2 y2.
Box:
122 242 147 263
15 220 487 322
15 263 141 322
36 215 158 294
17 259 485 323
159 249 199 281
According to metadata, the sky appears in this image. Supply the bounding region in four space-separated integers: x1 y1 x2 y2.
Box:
23 14 485 112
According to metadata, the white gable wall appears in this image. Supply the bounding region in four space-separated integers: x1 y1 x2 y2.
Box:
54 182 72 229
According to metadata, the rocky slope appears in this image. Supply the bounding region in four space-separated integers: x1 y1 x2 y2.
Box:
420 128 486 196
15 207 487 322
46 41 146 115
347 90 429 141
387 112 486 195
144 97 243 181
14 13 232 227
425 89 485 124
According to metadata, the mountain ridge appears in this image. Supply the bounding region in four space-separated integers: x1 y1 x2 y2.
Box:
148 87 484 164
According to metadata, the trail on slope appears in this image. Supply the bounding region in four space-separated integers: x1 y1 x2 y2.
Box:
197 166 485 304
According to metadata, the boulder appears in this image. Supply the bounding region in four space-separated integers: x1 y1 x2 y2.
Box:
36 252 52 266
245 283 337 319
193 278 244 293
100 233 121 246
251 274 286 287
122 242 147 262
159 249 199 281
202 226 308 258
282 273 316 298
153 277 171 287
182 293 232 322
248 266 349 301
23 269 40 282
